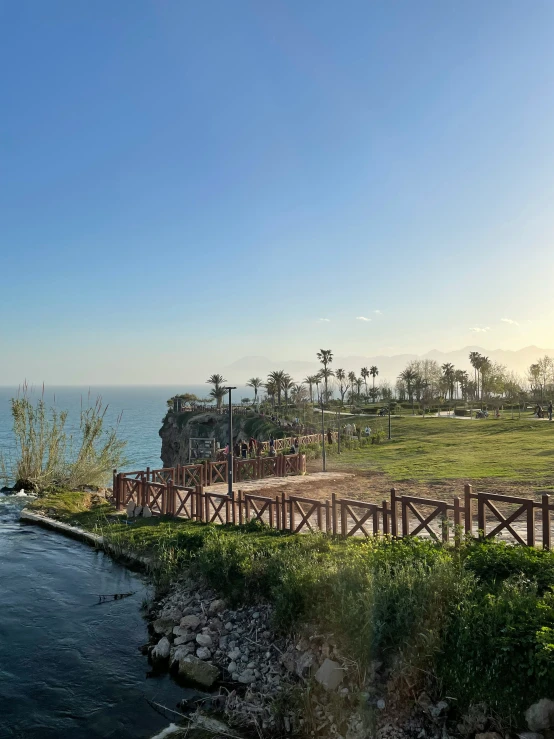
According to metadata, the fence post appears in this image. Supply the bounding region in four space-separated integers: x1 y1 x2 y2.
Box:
225 497 230 524
390 488 398 536
464 484 473 535
238 489 244 525
325 500 331 533
382 500 389 535
441 503 449 543
282 493 287 530
245 495 251 522
527 500 536 547
454 496 461 547
543 494 551 550
317 503 323 531
113 469 119 508
477 494 485 537
401 498 409 537
332 493 337 536
341 500 347 537
196 485 204 522
146 466 150 483
290 497 296 532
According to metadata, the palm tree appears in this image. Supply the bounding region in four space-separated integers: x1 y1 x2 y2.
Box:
478 357 491 400
316 349 333 405
369 366 379 400
282 374 294 407
246 377 263 404
268 370 286 406
347 371 357 405
206 373 227 410
441 363 455 400
360 367 369 398
319 367 334 403
469 352 482 398
304 375 319 404
399 368 418 414
454 369 467 400
265 379 277 407
335 368 348 405
356 377 364 399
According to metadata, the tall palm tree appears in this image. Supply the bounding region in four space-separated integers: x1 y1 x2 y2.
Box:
265 379 277 407
319 367 334 403
347 371 357 405
282 374 294 406
360 367 369 398
268 370 285 406
356 377 364 399
441 363 455 400
335 368 348 405
316 349 333 405
399 368 418 414
478 357 491 400
454 369 467 400
246 377 263 404
369 366 379 400
469 352 482 398
206 373 227 410
304 375 319 404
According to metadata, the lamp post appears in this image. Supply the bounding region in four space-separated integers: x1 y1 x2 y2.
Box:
388 401 392 440
320 391 326 472
225 387 236 499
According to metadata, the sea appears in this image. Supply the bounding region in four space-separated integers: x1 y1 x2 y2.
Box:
0 386 252 738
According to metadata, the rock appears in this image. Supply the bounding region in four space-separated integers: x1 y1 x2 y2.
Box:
141 505 152 518
377 699 386 710
228 648 241 661
527 701 554 732
170 643 195 665
196 634 213 648
314 658 344 691
208 599 225 615
151 637 170 662
225 622 233 631
126 501 136 517
134 505 143 517
296 651 316 678
174 633 196 646
519 733 544 739
238 669 256 684
227 661 238 673
180 615 201 630
430 701 449 719
160 607 182 622
178 655 219 688
152 618 175 636
196 646 211 660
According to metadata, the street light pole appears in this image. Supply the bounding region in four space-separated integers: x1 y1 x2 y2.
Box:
321 393 326 472
388 402 392 440
226 387 236 500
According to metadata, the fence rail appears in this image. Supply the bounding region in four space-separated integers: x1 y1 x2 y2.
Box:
112 473 554 549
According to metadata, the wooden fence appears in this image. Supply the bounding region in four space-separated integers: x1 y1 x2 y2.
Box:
113 476 554 549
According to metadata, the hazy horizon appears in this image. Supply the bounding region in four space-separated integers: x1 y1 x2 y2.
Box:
2 2 554 384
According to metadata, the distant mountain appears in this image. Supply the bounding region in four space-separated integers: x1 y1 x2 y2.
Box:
224 346 551 384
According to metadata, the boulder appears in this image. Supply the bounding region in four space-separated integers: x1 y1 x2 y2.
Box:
126 501 136 517
526 701 554 732
315 658 345 691
152 618 175 636
196 634 213 648
174 633 196 646
238 669 256 684
151 637 170 663
170 644 195 667
180 615 201 630
196 646 211 660
141 505 152 518
208 599 225 615
178 655 219 688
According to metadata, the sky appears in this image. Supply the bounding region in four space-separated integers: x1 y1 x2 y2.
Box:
1 0 554 384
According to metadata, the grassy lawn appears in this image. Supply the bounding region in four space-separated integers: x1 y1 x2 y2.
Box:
329 416 554 489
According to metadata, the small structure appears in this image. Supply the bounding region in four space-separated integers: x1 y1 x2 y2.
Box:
188 437 217 462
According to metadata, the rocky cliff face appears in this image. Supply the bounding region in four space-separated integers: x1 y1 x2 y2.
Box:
159 411 278 468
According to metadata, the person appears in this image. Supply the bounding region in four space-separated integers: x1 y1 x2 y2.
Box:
289 444 296 454
549 401 553 422
365 426 371 436
294 437 299 453
234 441 241 458
327 428 333 444
241 441 248 459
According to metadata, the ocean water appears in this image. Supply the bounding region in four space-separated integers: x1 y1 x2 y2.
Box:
0 385 254 477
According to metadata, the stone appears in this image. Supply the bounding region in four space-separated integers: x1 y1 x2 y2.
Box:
238 669 256 684
526 701 554 732
247 661 256 669
178 655 219 688
227 661 238 673
225 622 233 631
228 648 241 661
519 733 544 739
296 651 316 678
208 599 225 615
174 633 196 646
314 659 345 691
151 637 170 662
141 505 152 518
126 501 136 517
196 646 211 660
170 643 194 665
180 615 201 630
430 701 449 718
377 699 386 710
152 618 175 636
160 607 182 622
196 634 213 647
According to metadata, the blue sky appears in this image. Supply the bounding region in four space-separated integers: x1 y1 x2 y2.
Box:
2 0 554 384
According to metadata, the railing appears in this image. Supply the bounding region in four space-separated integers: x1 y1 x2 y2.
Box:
112 476 554 549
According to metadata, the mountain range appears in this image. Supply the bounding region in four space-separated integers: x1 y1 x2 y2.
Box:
224 346 550 384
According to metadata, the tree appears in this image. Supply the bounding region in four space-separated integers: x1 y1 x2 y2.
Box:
316 350 333 404
478 356 491 400
206 373 227 410
360 367 369 398
441 363 455 400
282 374 294 406
304 375 319 404
399 368 418 413
347 371 357 405
265 379 277 407
469 352 482 398
335 369 349 405
319 367 335 403
246 377 263 404
356 377 364 399
369 366 379 400
268 370 286 406
455 370 468 400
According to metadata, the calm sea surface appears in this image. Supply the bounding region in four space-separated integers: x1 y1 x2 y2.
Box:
0 387 247 738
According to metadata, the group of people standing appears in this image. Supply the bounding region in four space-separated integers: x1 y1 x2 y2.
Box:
535 402 553 420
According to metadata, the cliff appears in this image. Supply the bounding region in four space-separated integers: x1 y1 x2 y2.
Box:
159 410 281 468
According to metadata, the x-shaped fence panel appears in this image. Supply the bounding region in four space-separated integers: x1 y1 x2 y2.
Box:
477 492 535 546
290 496 325 533
244 494 275 527
205 493 230 525
401 496 449 542
339 498 380 537
172 486 195 518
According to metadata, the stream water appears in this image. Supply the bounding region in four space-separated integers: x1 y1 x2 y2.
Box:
0 494 185 739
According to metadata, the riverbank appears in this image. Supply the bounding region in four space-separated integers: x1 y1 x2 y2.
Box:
23 490 554 739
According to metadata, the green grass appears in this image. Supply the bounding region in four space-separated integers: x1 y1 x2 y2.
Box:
29 491 554 729
330 416 554 485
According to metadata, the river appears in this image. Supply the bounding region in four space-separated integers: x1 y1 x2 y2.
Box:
0 494 186 739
